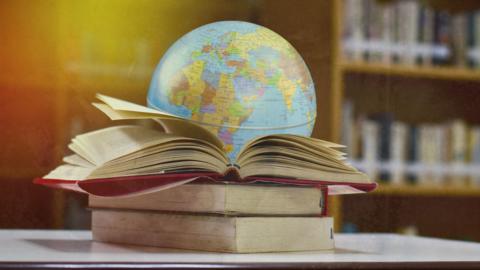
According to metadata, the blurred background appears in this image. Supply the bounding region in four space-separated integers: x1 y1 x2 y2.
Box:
1 0 480 241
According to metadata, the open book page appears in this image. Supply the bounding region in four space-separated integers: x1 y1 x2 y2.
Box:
69 126 168 166
45 125 228 181
68 143 96 164
240 138 348 163
92 144 228 178
63 154 95 168
93 95 224 151
44 165 94 180
239 134 346 151
240 165 370 183
96 94 178 117
91 103 174 120
98 140 227 167
152 118 224 151
237 134 371 184
237 135 355 171
238 150 353 174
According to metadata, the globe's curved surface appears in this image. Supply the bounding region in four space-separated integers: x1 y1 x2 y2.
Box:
148 21 316 161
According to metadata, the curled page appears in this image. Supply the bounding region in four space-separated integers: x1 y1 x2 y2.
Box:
93 94 225 151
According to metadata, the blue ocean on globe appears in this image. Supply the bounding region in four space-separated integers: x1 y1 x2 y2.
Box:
147 21 316 161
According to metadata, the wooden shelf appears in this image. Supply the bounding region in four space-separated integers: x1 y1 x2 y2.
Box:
340 62 480 82
372 184 480 197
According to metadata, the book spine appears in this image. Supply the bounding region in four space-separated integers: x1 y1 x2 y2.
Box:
407 125 419 183
450 119 468 185
371 113 393 182
417 6 426 65
466 12 476 68
361 118 379 180
342 0 355 61
350 0 365 62
420 6 435 66
341 101 352 148
341 100 356 159
418 124 434 184
352 114 361 161
470 126 480 185
474 11 480 69
365 0 383 62
433 11 452 66
390 122 407 184
392 1 402 64
432 125 447 184
452 14 468 67
381 3 394 65
403 0 420 66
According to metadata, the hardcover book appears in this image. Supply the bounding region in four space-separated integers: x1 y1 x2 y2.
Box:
89 183 327 215
91 208 334 253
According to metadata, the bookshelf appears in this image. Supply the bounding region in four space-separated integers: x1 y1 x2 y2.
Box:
331 0 480 239
340 62 480 82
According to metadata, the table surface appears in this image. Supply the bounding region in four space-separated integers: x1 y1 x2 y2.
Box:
1 230 480 269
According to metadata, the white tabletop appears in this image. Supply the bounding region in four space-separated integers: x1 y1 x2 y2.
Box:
1 230 480 269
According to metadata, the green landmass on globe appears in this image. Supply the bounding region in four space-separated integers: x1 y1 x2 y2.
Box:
147 21 316 161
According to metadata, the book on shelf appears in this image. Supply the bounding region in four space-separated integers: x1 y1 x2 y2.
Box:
360 117 379 180
470 127 480 184
432 125 448 182
343 0 365 62
341 100 358 159
418 124 434 183
370 113 393 181
469 10 480 68
364 0 383 62
449 119 468 184
341 100 480 186
418 5 434 66
380 2 394 65
401 0 420 65
452 13 468 67
91 208 334 253
433 11 452 66
342 0 480 69
419 124 447 184
390 121 407 184
35 94 376 197
406 125 419 182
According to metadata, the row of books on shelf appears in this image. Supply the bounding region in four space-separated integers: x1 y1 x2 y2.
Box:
343 0 480 68
342 101 480 186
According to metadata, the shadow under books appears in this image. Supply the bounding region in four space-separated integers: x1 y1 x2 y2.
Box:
23 239 193 254
23 239 372 255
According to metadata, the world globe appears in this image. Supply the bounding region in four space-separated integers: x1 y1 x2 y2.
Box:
147 21 316 161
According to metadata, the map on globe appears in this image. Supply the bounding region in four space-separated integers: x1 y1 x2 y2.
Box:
147 21 316 161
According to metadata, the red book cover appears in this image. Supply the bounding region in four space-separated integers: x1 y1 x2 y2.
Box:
34 172 377 197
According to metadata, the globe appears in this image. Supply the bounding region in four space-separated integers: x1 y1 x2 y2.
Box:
147 21 316 161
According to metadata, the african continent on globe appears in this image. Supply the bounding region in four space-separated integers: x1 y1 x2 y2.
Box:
147 21 316 161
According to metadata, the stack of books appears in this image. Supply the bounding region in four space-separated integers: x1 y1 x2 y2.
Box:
89 183 332 252
35 94 376 252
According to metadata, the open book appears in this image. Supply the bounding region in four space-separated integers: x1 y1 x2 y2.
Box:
35 94 376 196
